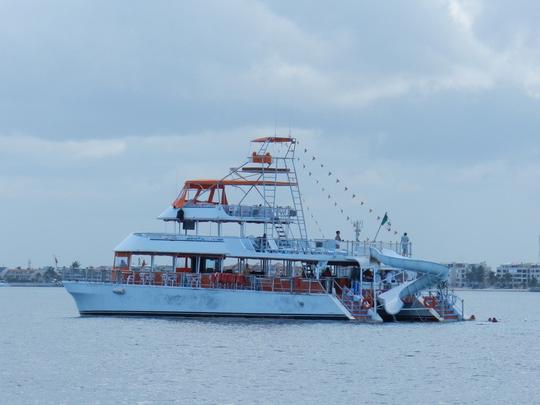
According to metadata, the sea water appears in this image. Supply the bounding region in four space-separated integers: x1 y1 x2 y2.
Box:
1 288 539 404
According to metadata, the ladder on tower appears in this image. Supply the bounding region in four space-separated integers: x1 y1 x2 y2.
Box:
286 155 308 244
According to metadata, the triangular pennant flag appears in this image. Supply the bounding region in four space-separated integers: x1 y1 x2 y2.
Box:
336 179 340 183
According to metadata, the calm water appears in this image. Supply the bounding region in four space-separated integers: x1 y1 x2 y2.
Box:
1 288 539 404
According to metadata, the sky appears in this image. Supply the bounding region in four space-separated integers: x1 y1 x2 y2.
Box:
1 0 540 268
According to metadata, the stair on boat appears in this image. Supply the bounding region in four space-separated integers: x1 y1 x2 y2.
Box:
336 291 371 321
433 303 460 321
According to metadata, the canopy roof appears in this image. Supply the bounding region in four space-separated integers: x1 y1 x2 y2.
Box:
251 136 295 143
173 179 296 208
184 179 295 188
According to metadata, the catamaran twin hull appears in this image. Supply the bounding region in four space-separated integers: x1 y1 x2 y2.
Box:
63 137 463 323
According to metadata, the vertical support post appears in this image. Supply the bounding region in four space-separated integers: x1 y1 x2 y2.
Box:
360 267 364 298
372 269 376 313
151 255 155 272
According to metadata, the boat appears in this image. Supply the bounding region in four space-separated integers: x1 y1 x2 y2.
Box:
64 136 464 322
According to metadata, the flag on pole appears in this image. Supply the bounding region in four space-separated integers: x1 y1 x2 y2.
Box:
381 212 389 226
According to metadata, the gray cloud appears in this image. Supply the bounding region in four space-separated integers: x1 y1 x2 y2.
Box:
1 1 540 267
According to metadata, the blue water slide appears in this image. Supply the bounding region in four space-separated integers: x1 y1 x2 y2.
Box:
370 247 449 315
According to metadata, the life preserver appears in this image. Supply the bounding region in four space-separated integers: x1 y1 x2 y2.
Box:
362 297 373 309
423 296 437 308
402 295 414 305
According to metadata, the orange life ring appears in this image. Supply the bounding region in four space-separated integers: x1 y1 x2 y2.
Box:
362 297 373 309
423 296 437 308
402 295 414 305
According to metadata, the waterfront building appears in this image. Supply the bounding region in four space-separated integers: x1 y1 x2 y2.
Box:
496 263 540 289
447 262 491 288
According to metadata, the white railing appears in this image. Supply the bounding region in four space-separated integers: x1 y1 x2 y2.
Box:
223 205 297 220
62 269 328 295
133 232 411 258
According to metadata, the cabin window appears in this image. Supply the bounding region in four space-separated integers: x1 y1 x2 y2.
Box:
131 255 152 271
114 255 129 269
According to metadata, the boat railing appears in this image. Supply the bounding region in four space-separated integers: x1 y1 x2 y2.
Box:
336 240 412 257
224 204 296 220
131 232 410 258
62 269 328 295
60 268 113 283
420 288 464 319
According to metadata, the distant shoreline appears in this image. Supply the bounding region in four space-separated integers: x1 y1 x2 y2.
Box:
1 283 61 287
454 288 530 292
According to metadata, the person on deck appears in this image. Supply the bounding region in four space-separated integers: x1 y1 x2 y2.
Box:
400 232 410 256
261 233 268 252
350 267 361 295
335 230 342 249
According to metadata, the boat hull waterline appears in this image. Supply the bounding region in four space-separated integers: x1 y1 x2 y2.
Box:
64 281 365 321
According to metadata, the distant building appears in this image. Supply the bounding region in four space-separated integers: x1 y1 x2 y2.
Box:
496 263 540 289
3 267 37 282
447 262 491 288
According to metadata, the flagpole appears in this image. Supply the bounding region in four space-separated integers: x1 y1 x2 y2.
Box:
373 212 388 242
373 223 383 242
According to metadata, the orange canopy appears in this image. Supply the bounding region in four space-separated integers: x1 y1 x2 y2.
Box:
173 179 296 208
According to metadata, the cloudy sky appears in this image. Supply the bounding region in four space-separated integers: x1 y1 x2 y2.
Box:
1 0 540 268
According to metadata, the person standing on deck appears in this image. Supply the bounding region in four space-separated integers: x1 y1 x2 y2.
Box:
400 233 410 256
335 230 342 249
351 267 361 295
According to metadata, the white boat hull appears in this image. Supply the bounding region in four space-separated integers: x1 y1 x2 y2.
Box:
64 282 353 320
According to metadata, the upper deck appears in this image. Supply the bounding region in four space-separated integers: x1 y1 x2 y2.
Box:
114 232 410 264
158 203 299 224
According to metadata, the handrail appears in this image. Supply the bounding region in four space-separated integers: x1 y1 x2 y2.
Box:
129 232 409 258
62 269 327 295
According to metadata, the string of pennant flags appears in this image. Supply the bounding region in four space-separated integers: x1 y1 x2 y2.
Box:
301 197 326 238
296 145 399 239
